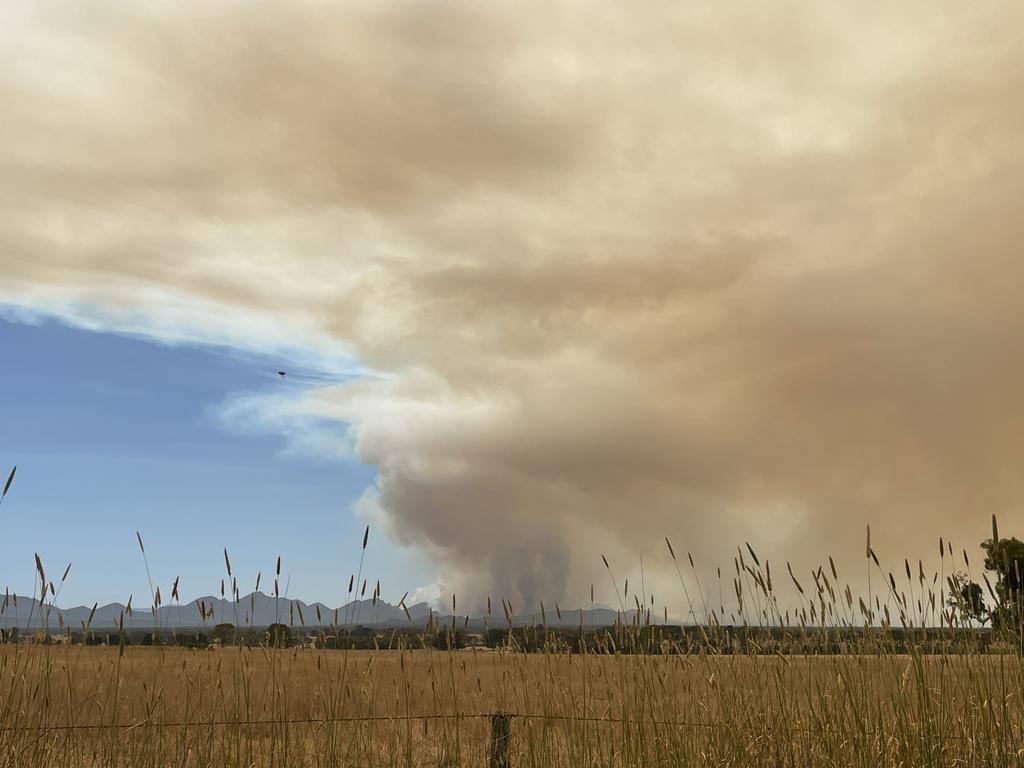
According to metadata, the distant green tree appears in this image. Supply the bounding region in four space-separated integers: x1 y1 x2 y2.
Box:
212 623 237 646
434 627 464 650
982 537 1024 597
947 572 988 625
190 632 208 648
266 623 292 648
981 536 1024 631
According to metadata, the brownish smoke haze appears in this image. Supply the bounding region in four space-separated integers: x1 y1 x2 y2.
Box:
2 1 1023 609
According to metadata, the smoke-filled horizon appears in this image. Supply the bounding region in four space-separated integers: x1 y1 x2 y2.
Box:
2 1 1022 610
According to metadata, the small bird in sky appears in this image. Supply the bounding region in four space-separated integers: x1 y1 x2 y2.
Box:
271 368 364 385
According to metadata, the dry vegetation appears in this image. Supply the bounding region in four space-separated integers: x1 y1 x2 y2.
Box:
2 620 1024 766
2 501 1023 766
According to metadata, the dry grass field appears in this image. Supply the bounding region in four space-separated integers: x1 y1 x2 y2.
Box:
2 637 1023 767
3 522 1022 766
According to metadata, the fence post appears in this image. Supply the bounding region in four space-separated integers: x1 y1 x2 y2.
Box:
489 712 511 768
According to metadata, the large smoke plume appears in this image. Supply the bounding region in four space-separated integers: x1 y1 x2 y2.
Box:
3 1 1023 609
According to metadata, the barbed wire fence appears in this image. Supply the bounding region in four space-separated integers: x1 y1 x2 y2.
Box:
0 708 1009 759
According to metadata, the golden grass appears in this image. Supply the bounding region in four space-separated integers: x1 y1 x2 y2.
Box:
2 640 1023 767
3 502 1021 765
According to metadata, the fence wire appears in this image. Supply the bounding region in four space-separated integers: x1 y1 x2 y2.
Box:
0 711 1009 741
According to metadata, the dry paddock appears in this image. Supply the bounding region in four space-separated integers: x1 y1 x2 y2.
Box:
1 644 1022 767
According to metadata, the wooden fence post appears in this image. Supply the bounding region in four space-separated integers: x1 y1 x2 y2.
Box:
489 712 511 768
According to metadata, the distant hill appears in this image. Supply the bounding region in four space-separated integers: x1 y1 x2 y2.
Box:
0 592 638 631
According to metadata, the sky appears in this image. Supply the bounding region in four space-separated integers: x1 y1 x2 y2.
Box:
2 0 1023 613
0 314 434 607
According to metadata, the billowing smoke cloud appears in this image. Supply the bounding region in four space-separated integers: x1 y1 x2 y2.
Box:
3 0 1024 610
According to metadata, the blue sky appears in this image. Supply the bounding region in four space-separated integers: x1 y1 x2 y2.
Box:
0 315 433 608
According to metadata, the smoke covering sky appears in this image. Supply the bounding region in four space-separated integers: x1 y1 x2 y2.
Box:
2 1 1023 612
